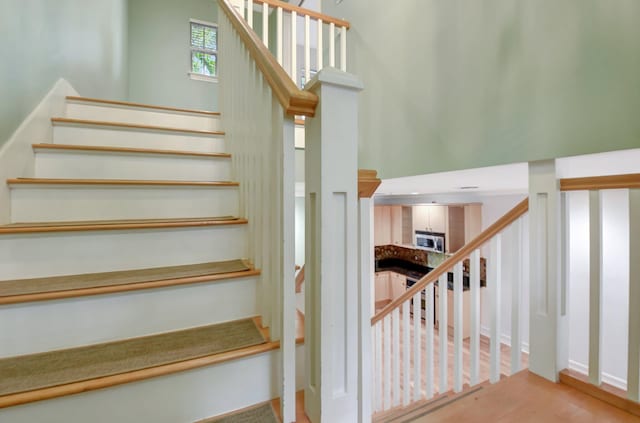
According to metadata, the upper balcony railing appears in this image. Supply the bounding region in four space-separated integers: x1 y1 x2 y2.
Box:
237 0 350 87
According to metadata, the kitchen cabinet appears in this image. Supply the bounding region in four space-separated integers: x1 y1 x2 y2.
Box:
374 205 403 246
413 205 447 235
464 204 482 244
389 272 406 299
375 271 407 305
375 272 391 303
435 286 472 339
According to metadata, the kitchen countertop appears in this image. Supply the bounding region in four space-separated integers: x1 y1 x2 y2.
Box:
375 258 486 291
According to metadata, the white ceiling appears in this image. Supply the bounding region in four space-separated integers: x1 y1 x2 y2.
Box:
375 148 640 204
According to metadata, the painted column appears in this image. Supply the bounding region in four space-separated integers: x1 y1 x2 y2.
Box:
528 160 569 381
357 170 381 423
304 68 363 423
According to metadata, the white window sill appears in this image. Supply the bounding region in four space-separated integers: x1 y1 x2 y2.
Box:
188 72 218 83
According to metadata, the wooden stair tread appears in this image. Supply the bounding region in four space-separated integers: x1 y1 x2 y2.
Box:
32 143 231 158
0 258 257 305
0 317 275 409
7 177 238 187
66 96 221 117
51 117 225 137
0 216 247 235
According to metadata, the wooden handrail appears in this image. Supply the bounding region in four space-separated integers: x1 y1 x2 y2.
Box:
371 198 529 326
218 0 318 117
560 173 640 191
252 0 350 29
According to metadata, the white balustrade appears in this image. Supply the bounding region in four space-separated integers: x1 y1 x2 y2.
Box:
370 200 529 414
241 1 349 86
218 3 296 420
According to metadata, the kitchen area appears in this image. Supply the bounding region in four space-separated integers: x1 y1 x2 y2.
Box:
374 203 486 338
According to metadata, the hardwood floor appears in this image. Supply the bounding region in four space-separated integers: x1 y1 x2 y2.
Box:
410 371 640 422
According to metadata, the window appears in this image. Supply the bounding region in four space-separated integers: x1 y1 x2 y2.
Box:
190 20 217 80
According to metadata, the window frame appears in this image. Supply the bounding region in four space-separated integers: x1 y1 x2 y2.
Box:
188 19 218 83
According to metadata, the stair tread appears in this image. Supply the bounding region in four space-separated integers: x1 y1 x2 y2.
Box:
51 117 225 136
33 143 231 158
0 216 247 235
0 258 254 300
66 96 221 117
0 318 273 407
7 177 238 187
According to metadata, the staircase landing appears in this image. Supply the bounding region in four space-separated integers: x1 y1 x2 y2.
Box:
381 371 640 422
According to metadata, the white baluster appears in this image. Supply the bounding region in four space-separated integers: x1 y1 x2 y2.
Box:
291 11 297 84
511 218 523 374
247 0 253 28
383 314 391 410
489 234 502 384
392 308 400 407
340 26 347 71
469 249 481 386
589 190 603 386
277 7 283 65
402 301 410 406
413 290 422 401
317 19 323 70
304 15 310 85
425 284 435 399
628 188 640 401
329 22 335 67
438 273 448 394
262 2 268 47
453 262 463 393
375 322 383 411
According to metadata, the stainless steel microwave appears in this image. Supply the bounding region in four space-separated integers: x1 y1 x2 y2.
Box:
414 230 445 253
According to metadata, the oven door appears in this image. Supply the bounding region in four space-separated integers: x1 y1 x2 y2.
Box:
407 278 427 320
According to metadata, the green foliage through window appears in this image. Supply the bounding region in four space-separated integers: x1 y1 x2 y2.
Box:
190 22 217 77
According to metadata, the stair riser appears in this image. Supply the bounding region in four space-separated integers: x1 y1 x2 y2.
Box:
0 276 258 357
10 186 238 222
65 102 222 131
0 346 305 423
0 225 247 280
34 151 231 181
53 126 226 153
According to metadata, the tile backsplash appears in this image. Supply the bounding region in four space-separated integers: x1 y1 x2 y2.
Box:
375 244 486 281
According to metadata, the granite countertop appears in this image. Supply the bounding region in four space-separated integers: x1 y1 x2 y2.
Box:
375 258 486 291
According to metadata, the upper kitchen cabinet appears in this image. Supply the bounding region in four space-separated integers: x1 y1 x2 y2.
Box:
412 205 447 234
374 205 403 246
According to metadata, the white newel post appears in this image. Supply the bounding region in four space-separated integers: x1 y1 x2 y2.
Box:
304 68 363 423
528 160 569 382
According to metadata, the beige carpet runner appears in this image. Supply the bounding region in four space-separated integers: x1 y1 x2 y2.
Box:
0 318 265 396
0 259 250 298
199 403 279 423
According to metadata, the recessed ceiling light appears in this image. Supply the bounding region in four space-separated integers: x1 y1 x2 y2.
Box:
459 186 479 190
410 192 420 195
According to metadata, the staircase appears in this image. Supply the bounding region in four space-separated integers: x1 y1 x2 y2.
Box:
0 96 292 422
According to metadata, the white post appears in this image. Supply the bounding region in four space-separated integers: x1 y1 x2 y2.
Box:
628 189 640 401
305 68 363 423
588 190 603 386
528 160 568 382
358 195 373 423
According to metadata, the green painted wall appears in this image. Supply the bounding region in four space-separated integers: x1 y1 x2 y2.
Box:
0 0 129 147
322 0 640 179
128 0 219 111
